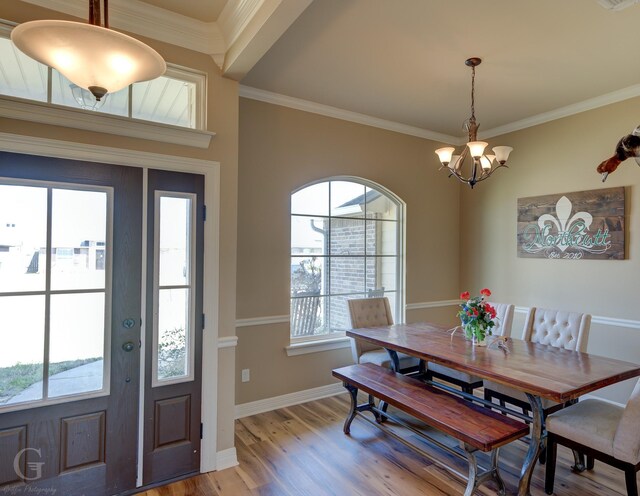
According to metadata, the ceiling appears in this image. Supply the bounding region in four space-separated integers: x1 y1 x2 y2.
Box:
239 0 640 139
139 0 227 23
32 0 640 140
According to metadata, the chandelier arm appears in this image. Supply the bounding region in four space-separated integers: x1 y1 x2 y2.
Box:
475 164 510 183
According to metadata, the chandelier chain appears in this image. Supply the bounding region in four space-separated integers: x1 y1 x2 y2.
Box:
470 65 475 121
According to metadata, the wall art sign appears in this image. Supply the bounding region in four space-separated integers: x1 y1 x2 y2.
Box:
517 187 625 260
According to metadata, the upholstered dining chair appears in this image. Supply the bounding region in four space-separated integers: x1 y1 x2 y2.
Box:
545 378 640 496
484 307 591 464
484 307 592 414
425 302 515 394
348 297 420 373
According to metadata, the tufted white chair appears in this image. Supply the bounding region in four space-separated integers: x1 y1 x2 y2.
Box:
426 302 515 394
545 379 640 496
492 302 515 338
522 307 590 351
348 297 420 372
484 307 591 412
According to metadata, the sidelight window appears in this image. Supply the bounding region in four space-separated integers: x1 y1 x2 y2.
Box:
152 193 196 385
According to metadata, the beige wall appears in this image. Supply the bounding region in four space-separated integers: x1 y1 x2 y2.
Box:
0 2 239 451
460 97 640 404
236 98 461 404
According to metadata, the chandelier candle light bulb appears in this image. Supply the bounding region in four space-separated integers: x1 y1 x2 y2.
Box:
435 58 513 188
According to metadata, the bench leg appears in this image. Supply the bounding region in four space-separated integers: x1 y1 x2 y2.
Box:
490 448 507 496
343 383 358 435
462 444 479 496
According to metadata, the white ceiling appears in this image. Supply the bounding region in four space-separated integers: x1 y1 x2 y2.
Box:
139 0 227 23
24 0 640 139
240 0 640 138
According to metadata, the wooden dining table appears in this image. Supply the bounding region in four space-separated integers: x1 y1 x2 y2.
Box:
346 322 640 496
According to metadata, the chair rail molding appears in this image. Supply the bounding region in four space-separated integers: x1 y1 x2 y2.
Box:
514 307 640 330
218 336 238 349
405 299 463 311
237 299 462 329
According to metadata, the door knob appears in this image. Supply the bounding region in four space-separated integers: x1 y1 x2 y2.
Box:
122 341 135 352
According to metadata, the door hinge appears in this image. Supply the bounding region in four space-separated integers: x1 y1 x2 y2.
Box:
203 204 207 221
200 422 203 440
202 313 205 330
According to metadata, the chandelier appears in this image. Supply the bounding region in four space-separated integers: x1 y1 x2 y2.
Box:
435 58 513 189
11 0 166 101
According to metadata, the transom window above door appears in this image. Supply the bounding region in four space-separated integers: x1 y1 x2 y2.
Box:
0 23 205 130
290 178 404 341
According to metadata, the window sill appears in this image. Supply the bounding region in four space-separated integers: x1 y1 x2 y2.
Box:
0 95 215 149
285 336 352 356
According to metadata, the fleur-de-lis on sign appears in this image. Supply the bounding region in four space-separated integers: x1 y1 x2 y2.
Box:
537 196 592 252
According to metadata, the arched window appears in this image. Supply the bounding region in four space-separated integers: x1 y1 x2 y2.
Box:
290 178 404 340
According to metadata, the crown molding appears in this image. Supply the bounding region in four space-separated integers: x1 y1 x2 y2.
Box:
20 0 225 58
239 85 463 144
480 83 640 139
218 0 264 50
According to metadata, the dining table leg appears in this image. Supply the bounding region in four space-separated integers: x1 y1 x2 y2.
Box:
518 393 545 496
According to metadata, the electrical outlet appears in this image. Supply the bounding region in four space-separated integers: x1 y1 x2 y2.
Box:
241 369 250 382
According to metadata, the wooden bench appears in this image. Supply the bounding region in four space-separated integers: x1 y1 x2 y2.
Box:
333 363 529 496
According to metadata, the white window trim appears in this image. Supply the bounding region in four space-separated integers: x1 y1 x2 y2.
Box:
0 178 114 414
285 336 351 357
0 20 214 149
151 191 197 388
289 175 406 344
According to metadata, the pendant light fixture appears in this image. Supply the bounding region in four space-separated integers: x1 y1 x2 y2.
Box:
11 0 166 101
435 58 513 189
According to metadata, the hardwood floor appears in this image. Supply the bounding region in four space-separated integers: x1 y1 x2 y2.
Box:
137 393 637 495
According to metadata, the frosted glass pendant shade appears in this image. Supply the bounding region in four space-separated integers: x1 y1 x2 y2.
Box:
435 147 455 165
467 141 488 158
480 155 494 170
11 20 166 100
492 146 513 165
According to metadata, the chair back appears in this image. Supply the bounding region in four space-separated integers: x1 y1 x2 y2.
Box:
348 297 393 363
489 302 515 337
522 307 591 352
614 379 640 464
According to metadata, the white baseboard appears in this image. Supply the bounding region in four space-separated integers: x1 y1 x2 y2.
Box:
235 382 346 419
215 447 238 471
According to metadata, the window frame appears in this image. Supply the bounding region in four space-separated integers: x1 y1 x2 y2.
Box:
151 190 197 387
0 177 114 413
0 19 209 138
289 176 406 343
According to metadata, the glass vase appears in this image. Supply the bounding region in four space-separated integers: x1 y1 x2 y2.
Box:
472 333 487 347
